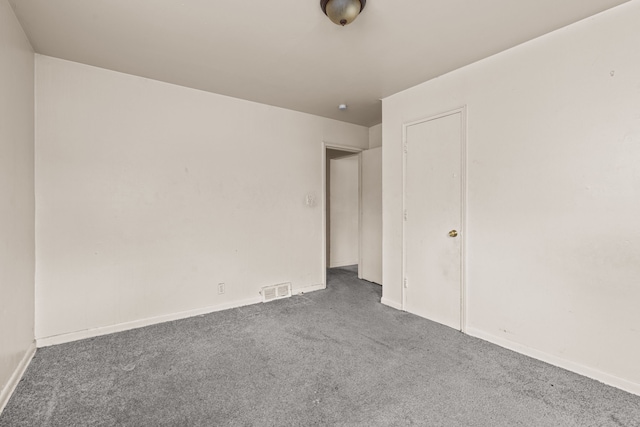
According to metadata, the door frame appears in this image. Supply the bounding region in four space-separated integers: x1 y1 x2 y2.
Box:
321 142 363 289
401 106 468 332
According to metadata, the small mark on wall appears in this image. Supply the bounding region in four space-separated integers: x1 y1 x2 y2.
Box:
305 192 317 207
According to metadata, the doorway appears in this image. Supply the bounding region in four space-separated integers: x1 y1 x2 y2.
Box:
322 143 383 289
402 109 466 331
324 146 361 287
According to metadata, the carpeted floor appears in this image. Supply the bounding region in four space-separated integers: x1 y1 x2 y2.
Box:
2 266 639 426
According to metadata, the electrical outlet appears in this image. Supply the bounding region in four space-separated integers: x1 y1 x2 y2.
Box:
218 283 225 295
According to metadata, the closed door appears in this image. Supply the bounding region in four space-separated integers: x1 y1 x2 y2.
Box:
360 147 382 284
404 112 463 330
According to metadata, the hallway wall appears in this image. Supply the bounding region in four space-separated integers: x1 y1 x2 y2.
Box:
329 154 359 267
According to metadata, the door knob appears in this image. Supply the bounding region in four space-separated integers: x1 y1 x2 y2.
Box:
448 230 458 237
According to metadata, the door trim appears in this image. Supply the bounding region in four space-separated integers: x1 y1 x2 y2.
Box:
401 106 468 332
321 143 363 289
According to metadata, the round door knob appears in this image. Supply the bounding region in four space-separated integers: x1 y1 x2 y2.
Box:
448 230 458 237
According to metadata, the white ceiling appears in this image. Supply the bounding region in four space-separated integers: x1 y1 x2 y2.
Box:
10 0 631 127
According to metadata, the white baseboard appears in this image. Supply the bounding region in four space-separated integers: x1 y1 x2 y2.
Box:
381 297 403 311
466 327 640 397
36 282 329 348
294 283 325 294
329 261 359 268
37 296 263 348
0 342 36 415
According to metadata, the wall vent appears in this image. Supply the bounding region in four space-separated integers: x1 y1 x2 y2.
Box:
261 282 292 303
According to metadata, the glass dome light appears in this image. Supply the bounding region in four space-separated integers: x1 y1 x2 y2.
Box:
320 0 366 26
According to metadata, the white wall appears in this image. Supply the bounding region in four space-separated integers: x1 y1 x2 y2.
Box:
35 56 368 344
329 154 360 267
0 0 35 411
369 124 382 149
360 147 382 284
382 1 640 394
325 148 360 264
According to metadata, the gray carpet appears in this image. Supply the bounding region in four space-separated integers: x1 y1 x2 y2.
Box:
2 266 639 426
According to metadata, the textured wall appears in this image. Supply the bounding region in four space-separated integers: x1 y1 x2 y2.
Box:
35 55 368 343
382 2 640 394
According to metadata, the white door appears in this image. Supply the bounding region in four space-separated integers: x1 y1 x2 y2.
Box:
329 154 360 268
404 112 463 330
360 147 382 284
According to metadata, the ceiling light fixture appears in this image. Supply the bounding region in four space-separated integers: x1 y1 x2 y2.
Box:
320 0 366 26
